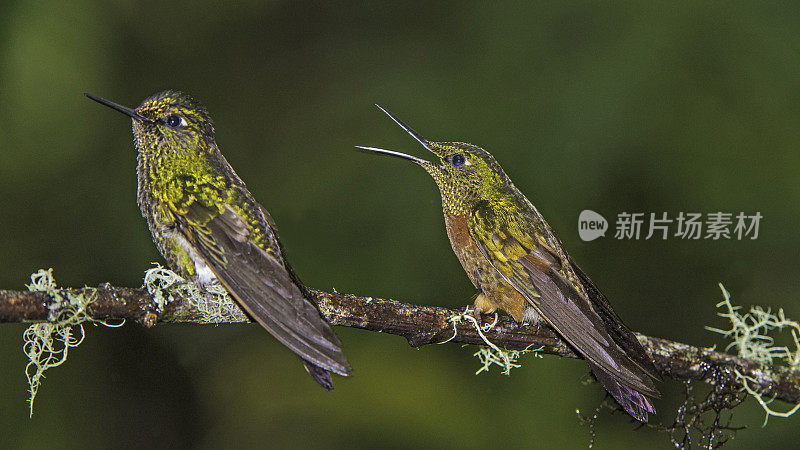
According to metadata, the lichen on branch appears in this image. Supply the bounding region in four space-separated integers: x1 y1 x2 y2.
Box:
22 269 123 416
1 268 799 424
706 284 800 425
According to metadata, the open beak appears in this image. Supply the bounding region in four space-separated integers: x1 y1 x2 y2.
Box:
356 105 435 164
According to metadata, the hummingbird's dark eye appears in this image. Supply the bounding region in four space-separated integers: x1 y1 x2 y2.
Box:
451 153 466 167
164 114 184 128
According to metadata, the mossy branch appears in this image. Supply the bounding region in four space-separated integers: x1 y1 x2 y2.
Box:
2 280 799 407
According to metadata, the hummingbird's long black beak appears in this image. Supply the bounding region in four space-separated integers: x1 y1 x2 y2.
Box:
85 93 151 123
374 104 433 152
356 105 437 164
355 146 430 164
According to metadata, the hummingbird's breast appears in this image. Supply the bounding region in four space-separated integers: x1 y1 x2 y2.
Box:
443 212 529 321
136 155 213 282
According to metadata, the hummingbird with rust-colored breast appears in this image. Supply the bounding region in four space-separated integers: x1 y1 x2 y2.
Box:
358 106 660 421
86 91 351 389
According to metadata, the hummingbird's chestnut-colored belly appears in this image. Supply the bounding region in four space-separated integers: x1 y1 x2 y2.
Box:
358 105 658 421
444 213 531 322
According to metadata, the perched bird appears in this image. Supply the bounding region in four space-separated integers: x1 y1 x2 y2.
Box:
358 106 660 421
86 91 351 389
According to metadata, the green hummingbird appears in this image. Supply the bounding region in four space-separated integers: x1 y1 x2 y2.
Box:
86 91 351 389
358 106 660 421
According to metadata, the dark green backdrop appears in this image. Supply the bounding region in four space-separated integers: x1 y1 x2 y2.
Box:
1 2 799 448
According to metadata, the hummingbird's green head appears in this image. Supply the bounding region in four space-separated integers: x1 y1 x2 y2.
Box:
86 91 215 157
358 106 512 215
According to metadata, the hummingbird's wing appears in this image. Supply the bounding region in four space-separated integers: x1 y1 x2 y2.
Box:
179 201 351 378
566 255 661 381
468 200 658 398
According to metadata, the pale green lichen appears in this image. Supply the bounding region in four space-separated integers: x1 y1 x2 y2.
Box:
473 344 542 376
442 310 541 375
734 370 800 426
22 269 123 417
706 283 800 425
143 264 247 323
23 265 247 417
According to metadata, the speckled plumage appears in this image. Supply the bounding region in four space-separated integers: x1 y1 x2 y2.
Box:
359 107 660 421
87 91 351 389
131 92 273 278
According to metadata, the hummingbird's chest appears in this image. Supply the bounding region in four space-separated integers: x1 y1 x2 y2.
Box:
136 159 220 283
444 214 511 290
443 212 532 322
137 149 230 211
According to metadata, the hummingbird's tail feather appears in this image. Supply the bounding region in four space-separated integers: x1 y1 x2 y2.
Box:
588 362 656 422
189 204 353 377
302 359 334 391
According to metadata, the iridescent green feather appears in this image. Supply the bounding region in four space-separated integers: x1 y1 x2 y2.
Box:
359 107 660 420
88 90 351 389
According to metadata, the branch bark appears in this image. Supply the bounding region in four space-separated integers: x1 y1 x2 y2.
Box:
1 284 798 405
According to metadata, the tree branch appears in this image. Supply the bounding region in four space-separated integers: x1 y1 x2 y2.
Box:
1 284 798 405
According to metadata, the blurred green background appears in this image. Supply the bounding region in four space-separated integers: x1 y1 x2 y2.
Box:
1 1 799 448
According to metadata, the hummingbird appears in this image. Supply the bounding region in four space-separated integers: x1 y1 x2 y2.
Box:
358 106 660 421
86 91 351 389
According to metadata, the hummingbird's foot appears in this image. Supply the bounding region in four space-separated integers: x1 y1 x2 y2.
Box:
445 306 475 325
471 308 500 332
473 293 500 328
473 307 485 328
439 306 475 344
441 305 499 343
480 312 500 332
